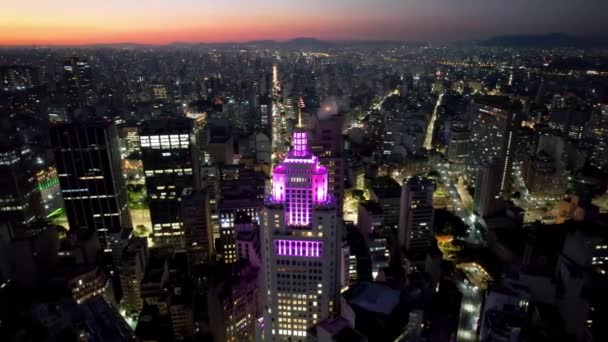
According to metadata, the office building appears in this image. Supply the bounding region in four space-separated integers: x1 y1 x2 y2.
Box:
369 177 402 230
218 165 264 263
398 177 435 259
180 188 213 263
234 214 261 267
523 151 564 199
311 114 345 216
357 201 390 279
260 123 341 340
446 123 470 165
63 56 94 115
473 160 502 218
205 119 235 165
36 166 63 216
0 144 44 226
119 237 149 314
208 262 261 342
120 126 140 157
139 117 200 249
468 96 520 195
51 120 131 252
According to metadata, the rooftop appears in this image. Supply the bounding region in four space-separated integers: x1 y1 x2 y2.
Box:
345 282 401 316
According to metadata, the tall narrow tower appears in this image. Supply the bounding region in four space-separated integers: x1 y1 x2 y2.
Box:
51 120 131 252
398 176 435 260
260 122 341 340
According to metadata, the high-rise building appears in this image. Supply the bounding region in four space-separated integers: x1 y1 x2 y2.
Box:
180 188 213 263
63 56 94 115
0 66 38 90
260 124 341 340
468 96 520 195
51 120 131 252
259 94 272 134
235 215 261 267
311 114 345 216
120 126 141 157
0 144 44 226
398 177 435 259
473 160 501 218
447 123 470 165
523 151 564 199
139 117 200 249
208 262 261 342
36 166 63 216
218 165 264 263
369 177 402 230
119 237 149 314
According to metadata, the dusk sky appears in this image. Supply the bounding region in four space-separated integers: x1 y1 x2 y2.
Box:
1 0 607 45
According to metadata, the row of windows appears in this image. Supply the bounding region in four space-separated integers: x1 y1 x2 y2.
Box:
277 260 322 267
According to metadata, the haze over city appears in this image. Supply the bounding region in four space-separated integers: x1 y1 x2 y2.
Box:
2 1 608 342
2 0 608 45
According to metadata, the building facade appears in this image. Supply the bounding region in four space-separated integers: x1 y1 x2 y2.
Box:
260 126 341 340
139 117 200 249
0 144 44 226
51 121 131 252
398 177 435 260
468 96 520 195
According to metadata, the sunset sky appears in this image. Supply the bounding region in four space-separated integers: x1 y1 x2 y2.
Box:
1 0 607 45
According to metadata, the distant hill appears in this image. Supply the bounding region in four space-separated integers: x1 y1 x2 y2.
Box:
243 37 406 49
3 37 408 49
479 34 608 48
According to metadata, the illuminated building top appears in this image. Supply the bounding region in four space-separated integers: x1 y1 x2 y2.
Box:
269 126 331 227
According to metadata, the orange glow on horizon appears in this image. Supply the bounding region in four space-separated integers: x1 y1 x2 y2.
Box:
0 13 410 46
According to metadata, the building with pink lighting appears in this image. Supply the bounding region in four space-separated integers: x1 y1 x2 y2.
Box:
260 126 341 340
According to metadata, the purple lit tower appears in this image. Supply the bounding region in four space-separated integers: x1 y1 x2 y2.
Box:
259 118 341 340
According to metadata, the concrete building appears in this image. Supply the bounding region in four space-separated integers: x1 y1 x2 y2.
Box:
398 177 435 260
447 123 470 165
311 114 345 216
180 188 213 263
208 262 260 342
260 124 341 340
235 215 261 267
369 177 402 230
523 151 564 200
119 237 149 314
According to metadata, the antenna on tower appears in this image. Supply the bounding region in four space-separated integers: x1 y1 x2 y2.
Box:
297 96 305 128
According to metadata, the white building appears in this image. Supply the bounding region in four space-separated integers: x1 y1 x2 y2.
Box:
259 125 341 341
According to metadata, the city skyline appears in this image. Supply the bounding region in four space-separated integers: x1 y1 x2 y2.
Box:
2 2 608 339
2 0 608 46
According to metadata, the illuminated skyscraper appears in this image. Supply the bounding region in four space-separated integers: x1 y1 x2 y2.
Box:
398 176 435 260
139 117 200 249
0 144 44 226
260 122 341 340
447 123 470 165
468 96 520 195
63 56 94 115
51 120 132 252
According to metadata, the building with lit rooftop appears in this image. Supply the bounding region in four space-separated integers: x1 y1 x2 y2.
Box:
139 117 200 249
259 117 341 340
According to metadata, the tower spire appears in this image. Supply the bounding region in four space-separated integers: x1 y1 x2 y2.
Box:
298 106 302 127
297 96 305 128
